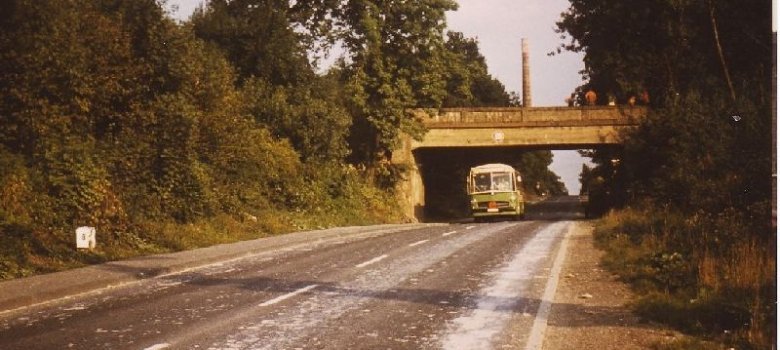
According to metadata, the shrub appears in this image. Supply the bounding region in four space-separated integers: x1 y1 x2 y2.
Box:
595 204 776 349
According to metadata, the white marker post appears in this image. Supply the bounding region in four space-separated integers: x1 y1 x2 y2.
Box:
75 226 96 250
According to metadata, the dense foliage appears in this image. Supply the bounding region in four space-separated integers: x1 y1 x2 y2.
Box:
559 0 774 347
0 0 569 279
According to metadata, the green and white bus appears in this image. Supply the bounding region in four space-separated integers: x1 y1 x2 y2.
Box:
466 163 525 222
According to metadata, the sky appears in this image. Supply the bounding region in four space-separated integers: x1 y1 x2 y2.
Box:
166 0 591 194
444 1 589 194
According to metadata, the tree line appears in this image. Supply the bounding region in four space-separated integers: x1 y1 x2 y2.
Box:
558 0 774 347
0 0 563 277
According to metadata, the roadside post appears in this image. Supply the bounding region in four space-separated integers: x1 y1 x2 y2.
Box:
75 226 96 250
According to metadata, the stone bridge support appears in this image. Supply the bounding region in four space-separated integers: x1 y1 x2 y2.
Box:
392 135 426 222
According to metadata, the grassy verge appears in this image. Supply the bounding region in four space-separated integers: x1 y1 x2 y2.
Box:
593 204 776 349
0 181 404 281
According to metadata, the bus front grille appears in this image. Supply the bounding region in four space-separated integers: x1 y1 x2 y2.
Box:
476 201 511 209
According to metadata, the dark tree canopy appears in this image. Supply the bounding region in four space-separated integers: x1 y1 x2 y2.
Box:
442 31 512 107
556 0 772 106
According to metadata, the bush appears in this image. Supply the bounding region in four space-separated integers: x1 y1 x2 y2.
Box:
594 204 775 349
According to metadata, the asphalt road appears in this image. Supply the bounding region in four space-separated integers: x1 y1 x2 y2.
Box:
0 196 584 350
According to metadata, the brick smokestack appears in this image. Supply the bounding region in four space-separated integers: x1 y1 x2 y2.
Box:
522 38 532 107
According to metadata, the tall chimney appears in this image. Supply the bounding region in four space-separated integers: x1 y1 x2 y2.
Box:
522 38 532 107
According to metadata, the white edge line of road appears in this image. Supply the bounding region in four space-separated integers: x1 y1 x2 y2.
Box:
143 343 171 350
355 254 389 268
259 284 319 307
442 230 457 237
465 225 476 230
524 222 575 350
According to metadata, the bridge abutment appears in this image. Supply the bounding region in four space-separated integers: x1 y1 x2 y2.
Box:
392 136 425 222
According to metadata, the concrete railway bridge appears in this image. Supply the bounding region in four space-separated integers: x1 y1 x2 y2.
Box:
392 105 648 221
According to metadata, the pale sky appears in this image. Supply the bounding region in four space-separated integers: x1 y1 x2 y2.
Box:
166 0 591 194
445 1 589 194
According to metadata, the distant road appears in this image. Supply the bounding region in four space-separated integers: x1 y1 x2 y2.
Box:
0 196 584 350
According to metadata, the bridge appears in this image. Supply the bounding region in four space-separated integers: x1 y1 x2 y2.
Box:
393 105 648 221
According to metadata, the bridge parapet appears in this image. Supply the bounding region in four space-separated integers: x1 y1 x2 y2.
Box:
415 106 647 128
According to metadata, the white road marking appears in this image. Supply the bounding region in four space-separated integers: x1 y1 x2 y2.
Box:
440 222 570 350
156 281 182 287
212 222 521 350
408 239 429 247
525 223 575 350
143 343 171 350
442 230 457 237
355 254 389 268
465 225 476 230
62 305 87 311
259 285 319 307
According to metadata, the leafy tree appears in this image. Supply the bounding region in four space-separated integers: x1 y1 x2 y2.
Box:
191 0 315 86
339 0 458 169
557 0 772 212
240 74 351 162
515 151 568 196
191 0 351 163
555 0 771 106
0 0 305 229
442 31 511 107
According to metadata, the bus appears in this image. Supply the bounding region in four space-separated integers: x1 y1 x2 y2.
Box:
466 163 525 222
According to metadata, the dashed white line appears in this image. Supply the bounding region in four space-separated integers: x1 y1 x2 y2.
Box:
259 284 319 307
465 225 476 230
143 343 171 350
355 254 389 268
442 230 457 237
408 239 429 247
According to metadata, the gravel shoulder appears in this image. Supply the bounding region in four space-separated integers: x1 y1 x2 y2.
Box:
542 221 680 350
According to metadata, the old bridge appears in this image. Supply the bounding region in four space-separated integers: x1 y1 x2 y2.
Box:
392 105 648 221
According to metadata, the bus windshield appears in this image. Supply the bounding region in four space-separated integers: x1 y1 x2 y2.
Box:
472 171 513 192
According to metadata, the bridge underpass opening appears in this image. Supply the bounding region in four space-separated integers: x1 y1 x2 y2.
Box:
412 145 623 221
394 106 646 221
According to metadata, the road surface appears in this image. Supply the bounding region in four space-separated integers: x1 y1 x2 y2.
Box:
0 197 584 350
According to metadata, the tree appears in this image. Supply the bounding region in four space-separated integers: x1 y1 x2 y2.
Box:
191 0 315 86
515 152 567 196
556 0 772 212
0 0 305 228
240 74 351 162
191 1 352 163
339 0 458 169
442 31 511 107
555 0 771 106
